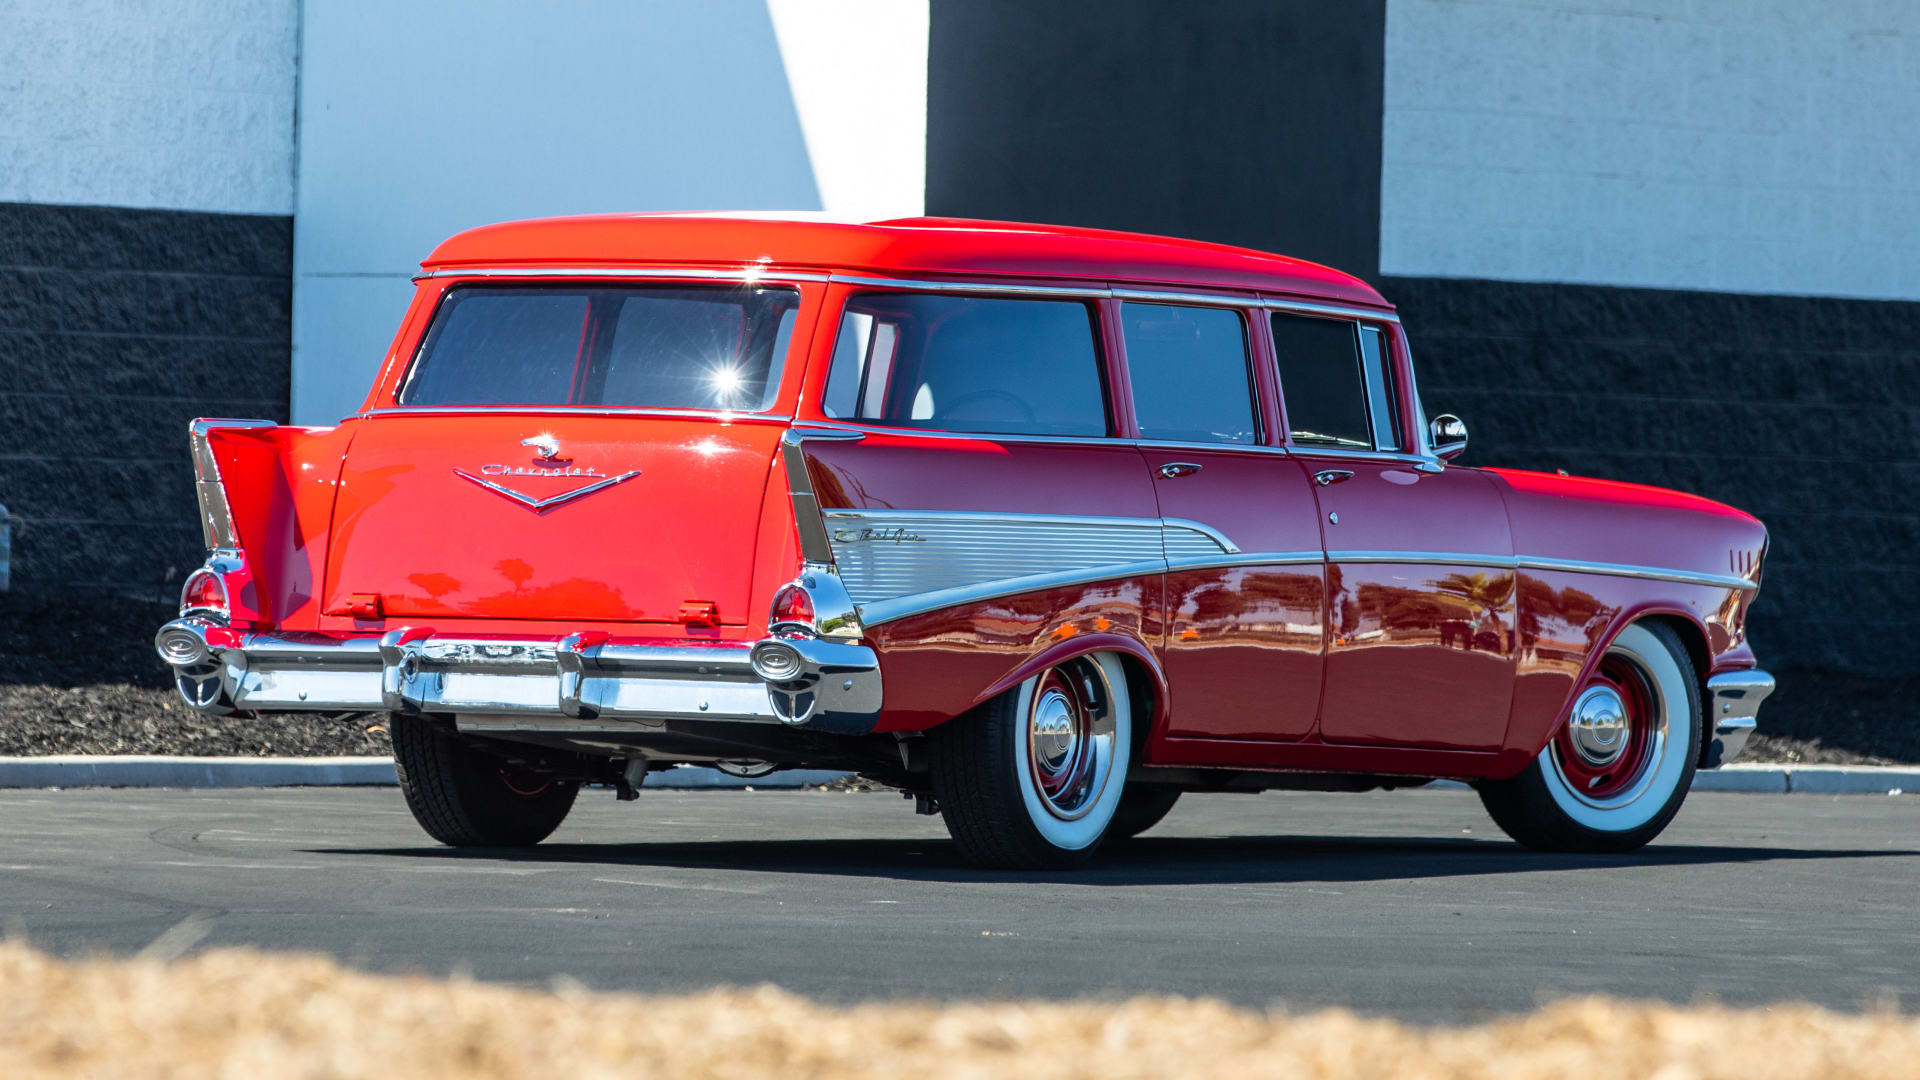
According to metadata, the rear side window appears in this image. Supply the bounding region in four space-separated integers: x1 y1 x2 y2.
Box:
1270 313 1374 450
823 293 1108 437
1121 303 1256 444
400 285 800 410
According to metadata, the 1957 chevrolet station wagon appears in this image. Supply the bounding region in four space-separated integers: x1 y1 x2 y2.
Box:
155 213 1775 868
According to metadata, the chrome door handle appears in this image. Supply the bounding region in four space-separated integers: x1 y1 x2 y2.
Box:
1313 469 1354 486
1157 461 1202 479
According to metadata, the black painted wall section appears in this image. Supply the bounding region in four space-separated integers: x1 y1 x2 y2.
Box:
926 0 1384 284
1384 276 1920 677
0 201 290 597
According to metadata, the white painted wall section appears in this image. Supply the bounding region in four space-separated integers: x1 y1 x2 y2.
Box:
291 0 827 425
1381 0 1920 300
767 0 929 220
0 0 296 213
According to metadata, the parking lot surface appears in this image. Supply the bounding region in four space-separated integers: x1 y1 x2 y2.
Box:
1 787 1914 1020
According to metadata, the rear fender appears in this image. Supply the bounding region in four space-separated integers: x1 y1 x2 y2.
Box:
977 631 1167 725
194 420 357 629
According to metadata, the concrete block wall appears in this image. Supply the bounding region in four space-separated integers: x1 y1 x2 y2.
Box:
0 201 291 595
0 0 297 597
1387 275 1920 674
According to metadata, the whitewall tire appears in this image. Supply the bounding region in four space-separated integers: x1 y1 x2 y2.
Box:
929 652 1133 869
1478 622 1702 853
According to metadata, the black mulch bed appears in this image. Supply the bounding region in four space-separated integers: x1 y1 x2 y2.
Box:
2 592 1914 764
1 593 389 757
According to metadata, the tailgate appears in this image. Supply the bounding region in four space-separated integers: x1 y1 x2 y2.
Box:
322 414 783 624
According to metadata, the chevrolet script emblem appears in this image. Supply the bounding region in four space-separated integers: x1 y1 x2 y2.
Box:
453 465 641 512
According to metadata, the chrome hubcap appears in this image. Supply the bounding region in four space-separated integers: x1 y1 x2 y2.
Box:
1023 659 1116 821
1567 685 1630 767
1030 689 1079 775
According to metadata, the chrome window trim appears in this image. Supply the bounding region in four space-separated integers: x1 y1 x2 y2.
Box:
1110 286 1259 309
795 420 1309 455
349 406 797 422
415 266 831 283
1283 444 1445 469
408 270 1402 324
1131 438 1292 455
830 273 1110 299
799 420 1119 447
1257 296 1401 324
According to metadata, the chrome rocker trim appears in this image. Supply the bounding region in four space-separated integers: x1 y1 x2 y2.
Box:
1702 669 1774 768
152 618 883 736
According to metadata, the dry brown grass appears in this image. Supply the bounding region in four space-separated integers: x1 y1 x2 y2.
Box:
2 940 1916 1079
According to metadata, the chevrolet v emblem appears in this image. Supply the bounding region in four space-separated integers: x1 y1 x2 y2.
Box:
452 468 641 512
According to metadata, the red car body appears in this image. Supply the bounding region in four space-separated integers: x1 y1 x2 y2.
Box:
156 213 1771 817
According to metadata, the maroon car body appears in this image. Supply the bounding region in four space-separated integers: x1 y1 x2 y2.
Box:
156 214 1773 867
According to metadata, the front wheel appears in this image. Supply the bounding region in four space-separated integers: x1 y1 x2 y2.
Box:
928 652 1133 870
391 715 579 847
1477 621 1701 853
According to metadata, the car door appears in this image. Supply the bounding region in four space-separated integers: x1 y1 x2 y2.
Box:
1116 300 1325 741
1269 311 1516 751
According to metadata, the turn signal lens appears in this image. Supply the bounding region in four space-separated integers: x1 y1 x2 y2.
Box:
180 568 228 618
769 583 814 630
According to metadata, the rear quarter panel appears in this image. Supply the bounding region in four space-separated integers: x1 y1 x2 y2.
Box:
800 432 1166 733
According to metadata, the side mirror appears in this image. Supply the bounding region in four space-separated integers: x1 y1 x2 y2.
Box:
1429 414 1468 461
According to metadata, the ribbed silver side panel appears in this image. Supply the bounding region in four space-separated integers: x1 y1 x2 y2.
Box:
823 511 1236 608
1163 526 1233 562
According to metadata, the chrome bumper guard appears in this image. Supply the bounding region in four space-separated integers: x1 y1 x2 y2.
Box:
153 618 883 734
1702 669 1773 768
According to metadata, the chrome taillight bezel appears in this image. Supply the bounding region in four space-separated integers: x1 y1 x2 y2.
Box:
766 564 862 640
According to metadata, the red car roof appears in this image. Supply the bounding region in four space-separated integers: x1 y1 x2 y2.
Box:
422 212 1390 310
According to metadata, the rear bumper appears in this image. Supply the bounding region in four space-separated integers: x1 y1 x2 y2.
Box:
153 619 883 735
1702 668 1774 768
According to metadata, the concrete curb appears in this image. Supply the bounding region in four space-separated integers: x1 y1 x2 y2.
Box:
1690 763 1916 795
0 757 1913 794
1427 764 1916 796
0 756 849 790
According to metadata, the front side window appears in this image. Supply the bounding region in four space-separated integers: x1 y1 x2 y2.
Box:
1121 303 1257 445
823 293 1108 437
1271 313 1377 450
400 285 800 410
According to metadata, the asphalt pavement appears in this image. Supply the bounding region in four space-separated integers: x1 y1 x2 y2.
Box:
1 787 1914 1021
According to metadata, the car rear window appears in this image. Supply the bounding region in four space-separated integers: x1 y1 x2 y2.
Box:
822 293 1108 438
399 285 801 410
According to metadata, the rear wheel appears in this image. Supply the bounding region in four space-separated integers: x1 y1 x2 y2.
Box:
390 715 578 847
1478 622 1700 853
928 652 1133 870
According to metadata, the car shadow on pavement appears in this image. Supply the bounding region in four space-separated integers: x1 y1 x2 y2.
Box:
317 834 1914 887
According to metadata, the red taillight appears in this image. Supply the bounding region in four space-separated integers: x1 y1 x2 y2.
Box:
769 583 814 630
180 568 228 618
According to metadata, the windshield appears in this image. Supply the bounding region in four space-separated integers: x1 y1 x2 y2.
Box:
398 284 801 410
